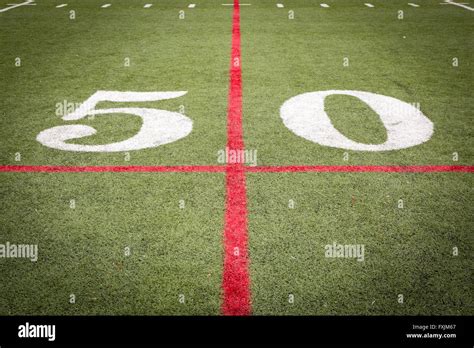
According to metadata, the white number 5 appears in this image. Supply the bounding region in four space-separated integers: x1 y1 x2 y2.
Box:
37 91 192 152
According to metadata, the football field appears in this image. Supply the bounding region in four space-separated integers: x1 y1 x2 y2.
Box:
0 0 473 316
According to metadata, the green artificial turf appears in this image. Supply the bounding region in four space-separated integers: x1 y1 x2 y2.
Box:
1 0 229 315
241 0 473 165
0 172 225 315
247 172 473 315
241 0 473 315
0 0 232 166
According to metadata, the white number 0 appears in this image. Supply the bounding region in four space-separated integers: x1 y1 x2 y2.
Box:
37 91 192 152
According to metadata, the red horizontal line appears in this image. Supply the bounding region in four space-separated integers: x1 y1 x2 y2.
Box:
246 165 474 173
0 165 473 173
0 165 226 173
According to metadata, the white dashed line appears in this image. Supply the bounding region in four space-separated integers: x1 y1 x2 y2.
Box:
320 3 329 8
144 4 152 8
55 3 67 8
101 4 111 8
365 3 374 7
188 4 196 8
407 3 419 7
277 3 284 8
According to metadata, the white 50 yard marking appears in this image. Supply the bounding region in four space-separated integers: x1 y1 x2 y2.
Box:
37 91 193 152
280 90 434 151
0 0 35 13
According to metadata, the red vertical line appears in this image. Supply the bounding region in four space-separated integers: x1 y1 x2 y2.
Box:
221 0 251 316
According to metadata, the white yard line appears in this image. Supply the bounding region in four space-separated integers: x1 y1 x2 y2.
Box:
144 4 152 8
364 3 374 8
407 3 419 7
101 4 111 8
277 3 284 8
56 3 68 8
320 3 329 8
441 0 474 11
188 4 196 8
0 0 35 13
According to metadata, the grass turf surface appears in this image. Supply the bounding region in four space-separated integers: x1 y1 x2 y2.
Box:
247 172 473 315
0 172 224 315
1 0 473 315
241 0 473 165
0 0 231 166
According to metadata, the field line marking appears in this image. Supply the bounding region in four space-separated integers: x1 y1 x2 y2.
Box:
1 165 473 173
321 3 330 8
408 3 419 7
246 165 474 173
101 4 111 8
277 3 284 8
56 4 68 8
0 0 35 13
188 4 196 8
0 165 227 173
441 0 474 11
222 0 251 317
364 3 374 8
144 4 152 8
